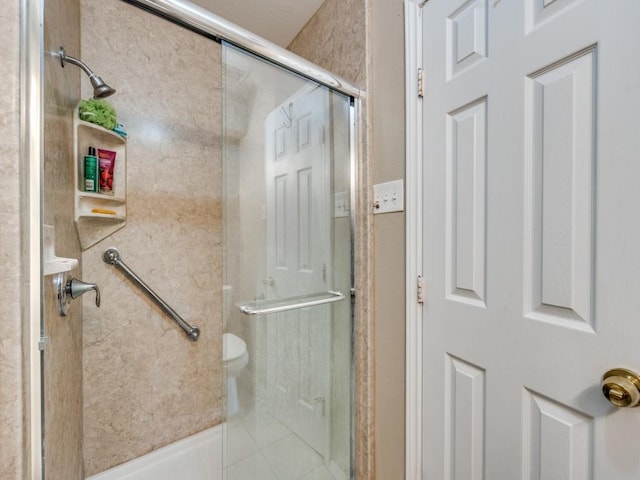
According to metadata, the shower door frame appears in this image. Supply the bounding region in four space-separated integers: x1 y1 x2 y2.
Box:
23 0 368 478
22 0 46 478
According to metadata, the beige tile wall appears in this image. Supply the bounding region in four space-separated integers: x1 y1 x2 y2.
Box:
287 0 367 88
1 1 86 477
42 0 84 478
0 0 25 478
80 1 223 475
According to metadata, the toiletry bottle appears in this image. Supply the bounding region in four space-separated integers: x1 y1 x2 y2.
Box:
84 146 99 193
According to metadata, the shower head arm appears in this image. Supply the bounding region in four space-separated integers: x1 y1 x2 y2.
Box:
58 46 116 99
59 47 95 78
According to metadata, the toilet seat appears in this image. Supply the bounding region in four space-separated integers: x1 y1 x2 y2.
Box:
223 333 247 362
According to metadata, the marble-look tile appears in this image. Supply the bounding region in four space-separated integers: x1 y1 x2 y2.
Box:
43 274 84 480
242 411 290 449
225 452 278 480
224 423 258 467
80 0 224 475
43 10 85 480
299 465 339 480
0 2 26 479
287 0 366 88
261 434 323 480
42 0 84 476
353 102 375 480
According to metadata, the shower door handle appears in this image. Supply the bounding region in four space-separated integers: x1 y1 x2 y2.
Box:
238 290 345 316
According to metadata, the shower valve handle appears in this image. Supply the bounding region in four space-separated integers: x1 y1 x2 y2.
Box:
66 278 101 307
56 274 101 316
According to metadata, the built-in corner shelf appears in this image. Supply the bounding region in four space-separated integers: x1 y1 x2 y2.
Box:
43 224 78 276
73 109 127 250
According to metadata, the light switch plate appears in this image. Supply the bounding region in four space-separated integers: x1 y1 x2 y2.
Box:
373 179 404 214
334 191 350 218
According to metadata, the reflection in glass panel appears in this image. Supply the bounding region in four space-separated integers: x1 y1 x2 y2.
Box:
222 42 353 479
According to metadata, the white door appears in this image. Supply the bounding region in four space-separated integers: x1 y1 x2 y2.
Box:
265 84 331 458
421 1 640 478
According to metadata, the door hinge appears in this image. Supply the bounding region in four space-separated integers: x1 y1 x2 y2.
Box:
38 336 49 351
320 124 326 145
417 68 424 98
417 275 424 304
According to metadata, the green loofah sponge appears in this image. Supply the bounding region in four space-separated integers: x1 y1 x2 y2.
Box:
78 99 117 130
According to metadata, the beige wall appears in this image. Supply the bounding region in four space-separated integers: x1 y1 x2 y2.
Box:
0 1 26 478
80 1 223 475
289 0 407 477
369 0 407 478
42 0 84 478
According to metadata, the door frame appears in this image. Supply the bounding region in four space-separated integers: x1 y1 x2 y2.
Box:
404 1 424 478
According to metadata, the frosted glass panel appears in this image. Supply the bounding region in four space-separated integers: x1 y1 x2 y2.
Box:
222 42 353 479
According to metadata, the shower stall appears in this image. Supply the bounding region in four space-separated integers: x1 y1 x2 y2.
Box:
33 0 359 479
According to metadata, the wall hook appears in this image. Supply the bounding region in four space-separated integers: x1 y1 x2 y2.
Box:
280 102 293 128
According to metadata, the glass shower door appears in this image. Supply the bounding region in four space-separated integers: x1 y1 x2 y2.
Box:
222 43 353 480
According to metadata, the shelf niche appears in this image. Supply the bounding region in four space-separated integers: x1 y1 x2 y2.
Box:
73 110 127 250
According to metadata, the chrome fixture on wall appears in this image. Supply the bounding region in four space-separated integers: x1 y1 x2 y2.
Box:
56 273 101 316
102 247 201 341
58 46 116 98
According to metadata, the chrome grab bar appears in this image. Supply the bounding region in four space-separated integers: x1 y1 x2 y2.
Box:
102 248 200 341
238 290 345 316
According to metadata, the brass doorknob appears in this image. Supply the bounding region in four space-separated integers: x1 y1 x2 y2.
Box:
601 368 640 408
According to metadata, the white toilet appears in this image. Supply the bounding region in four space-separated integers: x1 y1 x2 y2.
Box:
222 286 248 416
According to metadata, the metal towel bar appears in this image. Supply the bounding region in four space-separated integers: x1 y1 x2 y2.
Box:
102 248 200 341
238 290 345 316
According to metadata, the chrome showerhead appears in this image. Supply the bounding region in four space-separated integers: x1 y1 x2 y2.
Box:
59 47 116 99
90 75 117 99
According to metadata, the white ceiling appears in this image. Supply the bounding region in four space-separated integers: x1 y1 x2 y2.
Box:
192 0 326 47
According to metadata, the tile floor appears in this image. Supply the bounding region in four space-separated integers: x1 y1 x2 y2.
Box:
223 413 342 480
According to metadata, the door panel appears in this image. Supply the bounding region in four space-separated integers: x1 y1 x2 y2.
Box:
444 355 485 479
523 390 592 480
446 97 487 306
421 1 640 478
525 46 596 329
